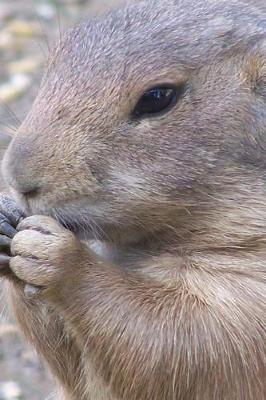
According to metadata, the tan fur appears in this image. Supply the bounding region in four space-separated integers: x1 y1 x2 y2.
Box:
1 0 266 399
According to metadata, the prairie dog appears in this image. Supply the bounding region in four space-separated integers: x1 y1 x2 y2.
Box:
0 0 266 399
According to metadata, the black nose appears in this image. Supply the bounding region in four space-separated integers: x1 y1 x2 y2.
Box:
19 186 40 198
6 178 40 198
2 138 41 198
2 157 40 198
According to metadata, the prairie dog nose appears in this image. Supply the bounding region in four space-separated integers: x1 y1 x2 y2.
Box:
1 138 41 197
15 185 40 198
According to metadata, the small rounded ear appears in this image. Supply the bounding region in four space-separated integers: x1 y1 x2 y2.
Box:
246 38 266 98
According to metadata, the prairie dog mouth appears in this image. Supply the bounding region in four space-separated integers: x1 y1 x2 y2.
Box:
48 204 112 242
10 190 105 241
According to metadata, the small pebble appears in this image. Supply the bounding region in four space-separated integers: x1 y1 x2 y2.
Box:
0 31 25 51
0 31 13 50
8 57 42 74
0 74 32 102
0 382 22 400
6 20 41 37
36 4 56 20
0 324 19 338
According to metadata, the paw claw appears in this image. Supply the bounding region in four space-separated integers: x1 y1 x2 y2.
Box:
0 253 11 276
0 219 17 238
0 234 12 249
0 195 24 227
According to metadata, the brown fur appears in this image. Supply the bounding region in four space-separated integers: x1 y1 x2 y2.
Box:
1 0 266 399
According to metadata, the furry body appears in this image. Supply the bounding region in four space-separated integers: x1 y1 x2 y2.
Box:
0 0 266 399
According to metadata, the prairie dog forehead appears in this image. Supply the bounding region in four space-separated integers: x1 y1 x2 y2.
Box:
42 0 264 100
56 0 263 57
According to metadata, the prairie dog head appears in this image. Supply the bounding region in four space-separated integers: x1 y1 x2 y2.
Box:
2 0 266 246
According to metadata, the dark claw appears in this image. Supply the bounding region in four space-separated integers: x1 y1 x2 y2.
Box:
0 195 24 278
0 234 12 251
0 195 25 228
0 253 11 268
0 219 17 238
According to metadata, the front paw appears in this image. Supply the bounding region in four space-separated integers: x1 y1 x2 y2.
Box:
0 195 24 276
10 216 83 295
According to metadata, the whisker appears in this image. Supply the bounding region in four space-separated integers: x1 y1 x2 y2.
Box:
30 30 49 58
55 2 62 49
0 100 21 128
51 206 113 243
1 126 17 138
90 219 110 242
0 113 27 123
32 0 51 54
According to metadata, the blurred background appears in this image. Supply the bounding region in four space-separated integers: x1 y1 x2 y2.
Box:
0 1 124 399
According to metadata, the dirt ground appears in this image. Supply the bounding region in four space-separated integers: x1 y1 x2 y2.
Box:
0 1 123 399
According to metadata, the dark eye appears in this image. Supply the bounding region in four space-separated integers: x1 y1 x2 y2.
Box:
132 84 185 118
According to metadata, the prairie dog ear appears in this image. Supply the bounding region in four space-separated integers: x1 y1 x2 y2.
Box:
246 38 266 98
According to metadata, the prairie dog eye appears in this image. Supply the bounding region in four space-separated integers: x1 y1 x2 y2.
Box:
132 84 185 118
